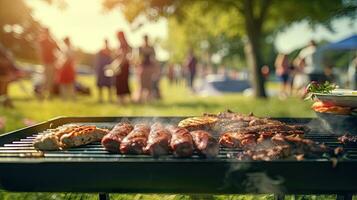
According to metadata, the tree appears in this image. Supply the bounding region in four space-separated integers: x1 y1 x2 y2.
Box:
0 0 43 62
162 3 245 68
103 0 356 97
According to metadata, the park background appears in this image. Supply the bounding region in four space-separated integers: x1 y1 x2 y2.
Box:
1 0 357 199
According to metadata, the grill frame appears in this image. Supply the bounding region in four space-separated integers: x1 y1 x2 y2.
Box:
0 116 356 195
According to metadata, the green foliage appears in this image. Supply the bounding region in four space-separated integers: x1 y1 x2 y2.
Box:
162 3 245 66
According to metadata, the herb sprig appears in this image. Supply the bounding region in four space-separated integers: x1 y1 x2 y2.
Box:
304 81 337 100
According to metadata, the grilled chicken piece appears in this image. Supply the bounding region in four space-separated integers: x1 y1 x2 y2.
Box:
338 134 357 146
101 122 134 153
168 126 194 157
61 126 109 148
219 132 257 148
178 116 218 131
120 124 150 154
190 130 219 158
144 123 171 157
33 125 79 150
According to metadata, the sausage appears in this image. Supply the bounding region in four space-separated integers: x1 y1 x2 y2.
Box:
120 124 150 154
168 126 194 157
190 130 219 158
60 126 109 148
144 123 171 157
101 122 134 153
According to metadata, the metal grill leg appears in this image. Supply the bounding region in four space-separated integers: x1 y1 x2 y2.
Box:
274 194 285 200
99 193 109 200
336 193 352 200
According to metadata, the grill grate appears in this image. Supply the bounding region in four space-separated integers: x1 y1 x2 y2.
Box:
0 122 357 161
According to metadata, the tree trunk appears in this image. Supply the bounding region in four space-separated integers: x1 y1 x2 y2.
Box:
244 29 266 98
243 0 267 98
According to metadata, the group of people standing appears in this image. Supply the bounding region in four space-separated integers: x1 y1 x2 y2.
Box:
274 40 318 98
95 32 160 104
38 28 76 100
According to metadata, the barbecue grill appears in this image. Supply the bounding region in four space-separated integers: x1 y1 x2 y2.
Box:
0 117 356 200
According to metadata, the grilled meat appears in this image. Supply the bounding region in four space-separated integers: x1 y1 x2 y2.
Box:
219 132 256 148
120 124 150 154
219 123 306 148
338 134 357 146
237 145 291 161
101 122 134 153
178 116 218 131
168 126 194 157
270 134 330 156
207 110 309 133
190 130 219 158
33 125 79 150
144 123 171 157
61 126 109 148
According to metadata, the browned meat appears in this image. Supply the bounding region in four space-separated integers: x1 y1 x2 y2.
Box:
236 124 307 134
101 122 134 153
338 134 357 146
237 145 291 161
207 110 310 133
271 134 330 155
178 116 218 131
219 132 256 148
60 126 109 148
168 127 194 157
33 125 80 151
120 124 150 154
144 123 171 157
190 130 219 158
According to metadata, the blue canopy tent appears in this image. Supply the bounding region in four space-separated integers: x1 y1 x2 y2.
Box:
318 34 357 51
314 34 357 88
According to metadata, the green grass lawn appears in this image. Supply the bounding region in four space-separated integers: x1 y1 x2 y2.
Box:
1 76 314 133
0 76 330 200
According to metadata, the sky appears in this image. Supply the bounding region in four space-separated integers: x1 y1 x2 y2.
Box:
26 0 357 60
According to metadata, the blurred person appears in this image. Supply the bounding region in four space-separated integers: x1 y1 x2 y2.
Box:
174 64 183 86
37 28 59 99
323 65 337 83
57 37 76 101
138 35 156 103
261 65 270 81
292 56 309 97
115 31 132 104
298 40 317 79
152 62 162 100
348 55 357 90
274 53 290 97
0 44 18 108
95 39 113 103
185 49 197 91
167 63 175 85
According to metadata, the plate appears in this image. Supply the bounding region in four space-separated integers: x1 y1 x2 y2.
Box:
313 89 357 108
